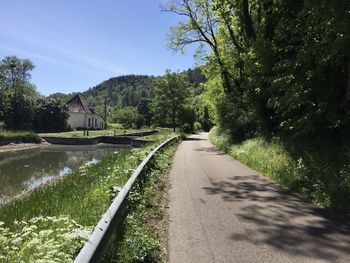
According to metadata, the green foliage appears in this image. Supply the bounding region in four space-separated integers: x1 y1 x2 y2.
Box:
210 128 350 215
0 56 69 132
193 121 202 133
34 98 69 132
229 138 300 189
47 69 207 130
168 0 350 214
152 70 194 132
0 56 39 130
137 98 152 127
48 70 205 113
167 0 350 142
0 56 35 89
0 131 41 143
85 75 155 109
117 214 160 263
107 122 124 129
114 141 178 263
0 216 89 263
112 106 138 129
208 127 232 152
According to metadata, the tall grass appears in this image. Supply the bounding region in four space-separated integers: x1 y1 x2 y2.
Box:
0 131 41 143
107 142 178 262
0 150 135 226
209 127 350 215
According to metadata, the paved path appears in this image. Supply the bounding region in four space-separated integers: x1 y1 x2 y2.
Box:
167 133 350 263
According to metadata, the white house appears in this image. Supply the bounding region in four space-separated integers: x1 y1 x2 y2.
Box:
67 94 105 130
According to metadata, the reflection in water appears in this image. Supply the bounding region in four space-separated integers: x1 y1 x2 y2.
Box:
0 144 127 204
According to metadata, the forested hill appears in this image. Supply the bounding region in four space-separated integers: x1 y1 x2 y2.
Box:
48 68 205 110
84 75 155 108
48 75 155 109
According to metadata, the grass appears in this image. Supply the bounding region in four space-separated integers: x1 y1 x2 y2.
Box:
107 122 124 129
0 130 176 262
0 131 41 144
102 139 178 262
138 128 173 141
39 128 152 138
209 127 350 216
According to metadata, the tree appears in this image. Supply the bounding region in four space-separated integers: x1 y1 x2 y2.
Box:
112 106 138 128
163 0 233 93
0 56 39 130
137 98 152 126
152 70 192 132
167 0 350 146
34 98 69 132
0 56 35 89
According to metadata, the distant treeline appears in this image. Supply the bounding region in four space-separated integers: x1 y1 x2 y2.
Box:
0 56 69 132
48 68 205 109
0 55 208 132
48 68 208 131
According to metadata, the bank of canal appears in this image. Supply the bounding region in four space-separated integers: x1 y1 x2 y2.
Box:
0 131 175 262
0 144 129 204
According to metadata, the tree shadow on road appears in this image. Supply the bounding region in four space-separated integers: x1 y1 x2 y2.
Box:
183 137 206 141
193 146 227 156
203 174 350 262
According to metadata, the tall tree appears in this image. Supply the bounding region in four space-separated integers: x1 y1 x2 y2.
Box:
163 0 233 93
166 0 350 145
0 56 39 129
0 56 35 89
152 70 192 132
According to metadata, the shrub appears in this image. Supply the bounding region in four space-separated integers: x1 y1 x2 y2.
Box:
209 127 231 152
179 123 192 133
193 121 202 133
107 123 124 129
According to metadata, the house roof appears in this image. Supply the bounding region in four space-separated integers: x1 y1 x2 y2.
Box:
67 94 95 113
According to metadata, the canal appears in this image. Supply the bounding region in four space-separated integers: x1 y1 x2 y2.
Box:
0 144 128 204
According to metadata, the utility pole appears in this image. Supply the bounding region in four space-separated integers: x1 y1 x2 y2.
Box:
104 97 107 129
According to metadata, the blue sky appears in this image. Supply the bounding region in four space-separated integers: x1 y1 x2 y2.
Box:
0 0 197 96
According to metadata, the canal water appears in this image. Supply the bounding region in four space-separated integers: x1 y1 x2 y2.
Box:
0 144 128 204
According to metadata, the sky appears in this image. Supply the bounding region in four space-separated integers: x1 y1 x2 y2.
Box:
0 0 198 96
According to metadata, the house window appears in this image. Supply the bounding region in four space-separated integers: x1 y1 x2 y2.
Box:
88 118 91 127
95 119 97 127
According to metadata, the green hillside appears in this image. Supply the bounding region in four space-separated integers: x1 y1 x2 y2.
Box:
48 68 205 115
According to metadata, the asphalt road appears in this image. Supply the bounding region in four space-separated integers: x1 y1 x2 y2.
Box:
167 133 350 263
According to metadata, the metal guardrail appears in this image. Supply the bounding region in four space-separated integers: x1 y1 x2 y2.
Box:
74 135 179 263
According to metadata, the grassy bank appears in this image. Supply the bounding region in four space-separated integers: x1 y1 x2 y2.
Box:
103 140 178 262
0 131 41 144
209 127 350 215
0 131 176 262
39 128 152 138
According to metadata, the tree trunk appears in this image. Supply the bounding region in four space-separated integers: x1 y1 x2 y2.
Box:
346 55 350 117
240 0 255 39
173 110 176 132
214 49 232 93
